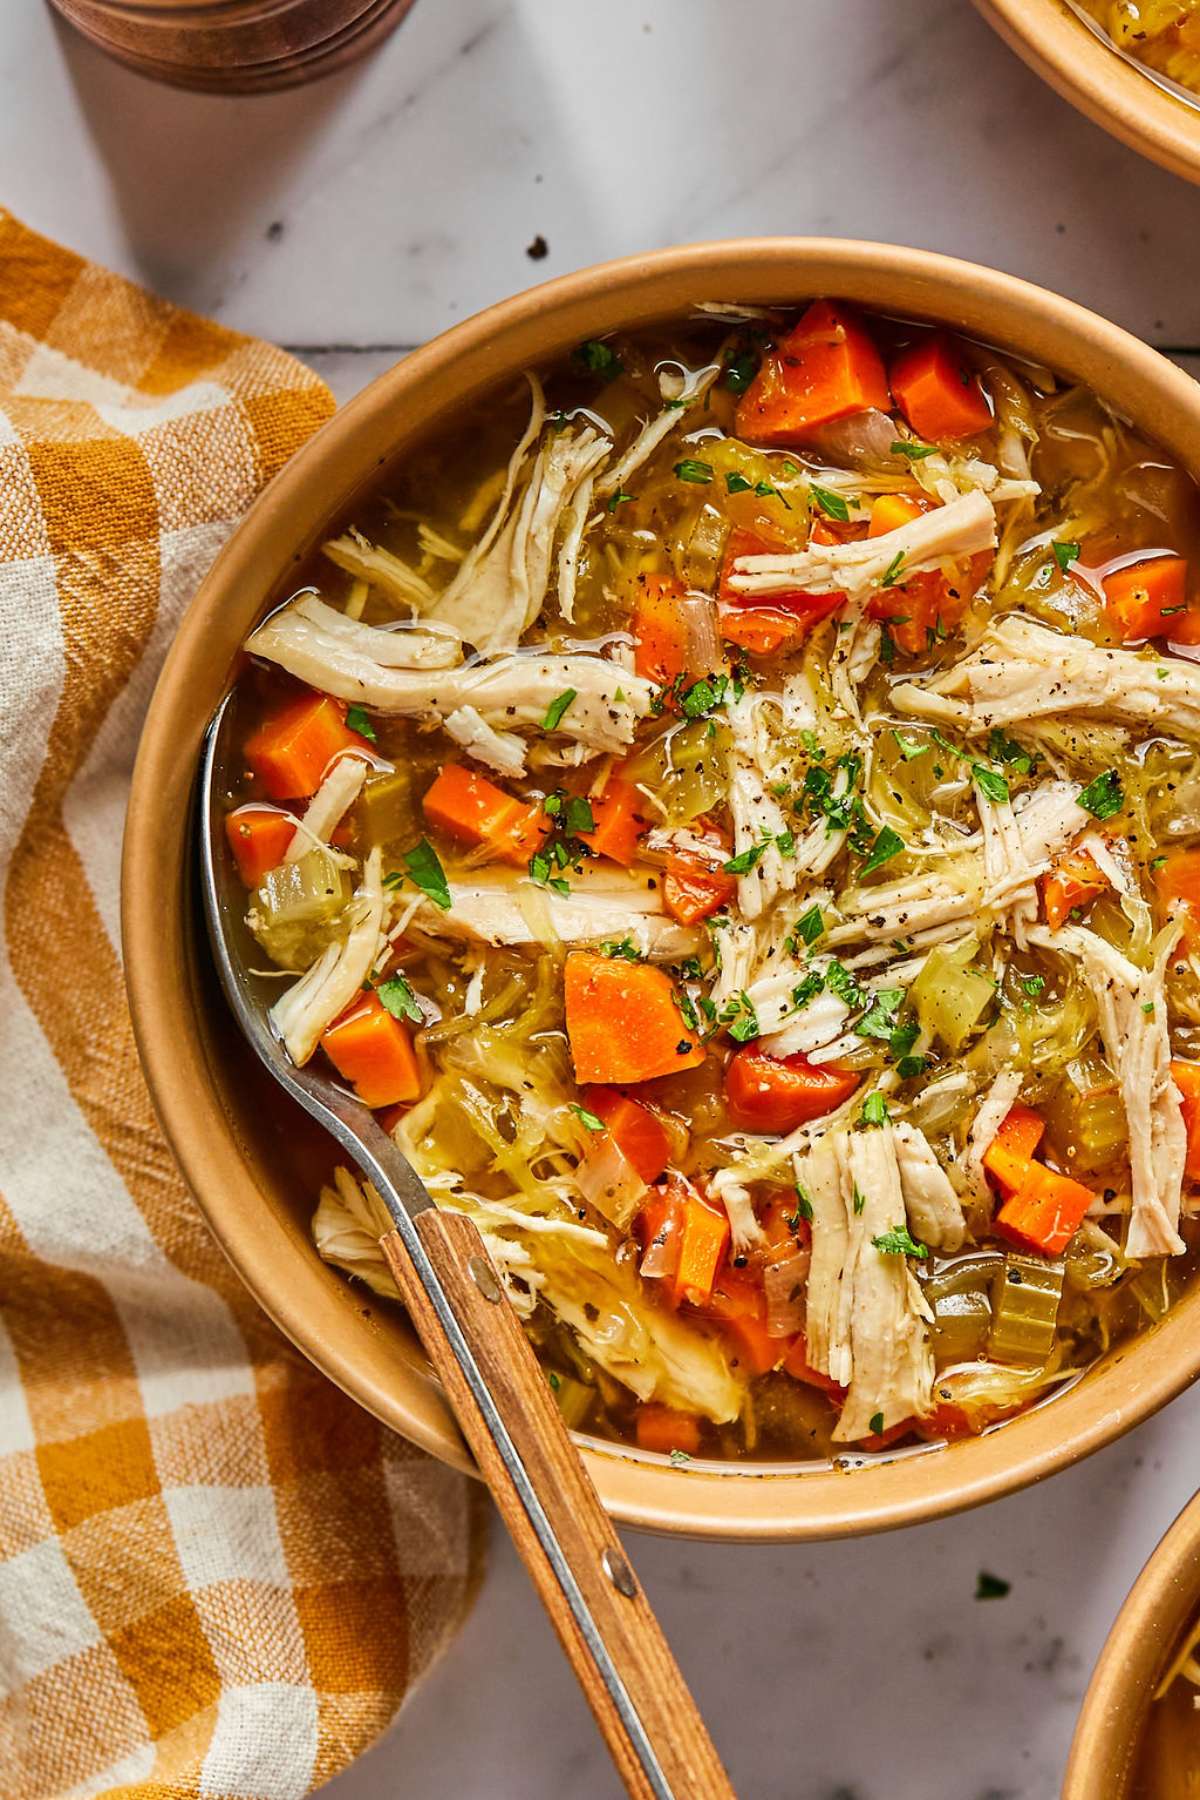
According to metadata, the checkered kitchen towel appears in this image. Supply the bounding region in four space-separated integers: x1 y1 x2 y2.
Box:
0 212 483 1800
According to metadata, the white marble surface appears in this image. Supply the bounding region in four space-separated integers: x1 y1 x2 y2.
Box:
10 1 1200 1794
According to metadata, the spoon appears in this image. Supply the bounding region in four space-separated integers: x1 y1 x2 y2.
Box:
198 693 736 1800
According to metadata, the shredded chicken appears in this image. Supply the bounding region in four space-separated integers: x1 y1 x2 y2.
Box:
893 614 1200 740
250 593 463 681
411 871 701 961
825 867 979 952
595 363 720 500
1032 922 1186 1256
270 848 385 1065
976 777 1087 941
726 490 997 603
442 705 528 777
285 755 367 860
322 530 437 611
961 1067 1023 1206
892 1121 966 1252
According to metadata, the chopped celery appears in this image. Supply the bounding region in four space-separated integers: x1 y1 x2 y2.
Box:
547 1369 595 1430
988 1253 1064 1365
680 503 730 589
929 1290 992 1362
256 849 349 925
627 718 729 826
353 769 416 853
1065 1221 1125 1292
1041 1055 1126 1175
910 937 995 1053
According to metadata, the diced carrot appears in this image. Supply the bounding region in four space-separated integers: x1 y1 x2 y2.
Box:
580 1086 673 1184
663 849 737 924
995 1161 1096 1256
564 953 706 1085
1103 554 1191 642
632 572 691 687
635 1404 703 1456
421 764 547 867
864 492 980 654
719 525 847 651
1171 1060 1200 1183
671 1182 731 1307
1043 846 1108 930
890 334 993 441
320 993 422 1109
705 1269 784 1375
579 776 648 866
981 1102 1045 1195
224 807 295 886
782 1333 847 1400
868 493 928 537
735 299 891 445
724 1046 860 1134
1155 848 1200 953
719 604 813 656
635 1183 686 1300
244 692 367 801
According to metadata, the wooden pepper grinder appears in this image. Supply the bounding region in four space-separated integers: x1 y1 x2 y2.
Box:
47 0 418 94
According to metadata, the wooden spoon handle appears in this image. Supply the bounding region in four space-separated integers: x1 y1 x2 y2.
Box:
380 1211 736 1800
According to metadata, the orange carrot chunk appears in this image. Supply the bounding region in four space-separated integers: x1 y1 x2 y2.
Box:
579 776 648 866
1042 846 1108 930
632 572 692 686
244 693 367 801
724 1046 860 1135
663 850 737 925
1103 553 1191 642
1155 848 1200 953
320 993 422 1109
890 334 993 441
864 492 980 653
1172 1060 1200 1184
995 1162 1095 1256
718 525 845 654
580 1086 673 1184
735 299 891 445
704 1269 784 1376
981 1102 1046 1194
563 952 705 1085
782 1333 847 1399
421 764 548 866
670 1180 731 1307
224 808 295 887
635 1404 703 1457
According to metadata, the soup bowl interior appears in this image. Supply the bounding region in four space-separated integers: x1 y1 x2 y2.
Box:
1065 1492 1200 1796
973 0 1200 186
124 238 1200 1539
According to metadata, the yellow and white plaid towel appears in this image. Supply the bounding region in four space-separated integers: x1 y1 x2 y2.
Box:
0 212 483 1800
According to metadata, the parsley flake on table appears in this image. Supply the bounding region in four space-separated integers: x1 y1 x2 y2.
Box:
975 1571 1011 1601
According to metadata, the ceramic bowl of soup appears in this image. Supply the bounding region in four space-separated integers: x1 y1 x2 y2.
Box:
1066 1491 1200 1795
974 0 1200 186
125 239 1200 1538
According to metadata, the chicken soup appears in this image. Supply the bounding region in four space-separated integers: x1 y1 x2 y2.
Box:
222 300 1200 1463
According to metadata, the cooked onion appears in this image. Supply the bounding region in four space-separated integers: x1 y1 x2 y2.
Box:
676 591 723 674
639 1200 681 1281
575 1135 647 1230
808 408 898 470
764 1248 810 1337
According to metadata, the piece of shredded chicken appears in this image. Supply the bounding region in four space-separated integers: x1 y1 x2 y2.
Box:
270 848 385 1065
322 530 437 612
409 870 702 961
442 705 528 777
284 755 368 861
726 489 997 603
976 777 1088 943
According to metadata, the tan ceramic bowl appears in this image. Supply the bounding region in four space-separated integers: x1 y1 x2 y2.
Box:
974 0 1200 185
124 239 1200 1540
1065 1493 1200 1795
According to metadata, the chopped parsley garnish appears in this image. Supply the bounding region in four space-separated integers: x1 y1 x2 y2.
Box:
987 728 1035 775
860 1092 891 1128
869 1412 885 1436
891 440 938 462
888 1019 920 1063
892 729 929 761
852 1184 867 1215
790 969 826 1010
880 551 907 589
1053 541 1081 573
680 672 730 719
826 960 865 1011
872 1224 928 1258
574 339 621 377
722 346 760 395
542 688 577 731
755 477 790 509
930 728 963 760
564 795 595 836
607 489 634 513
402 838 451 911
543 793 563 817
674 458 713 485
795 903 825 946
1021 974 1046 997
975 1571 1011 1601
723 990 760 1043
878 622 896 667
725 471 754 494
669 1447 693 1466
377 974 422 1023
1142 1000 1156 1016
791 1185 814 1224
382 870 405 889
861 825 905 875
722 841 769 876
896 1054 928 1079
857 987 904 1041
600 937 641 960
346 705 377 742
570 1103 606 1132
810 484 850 523
972 764 1010 805
1078 768 1124 820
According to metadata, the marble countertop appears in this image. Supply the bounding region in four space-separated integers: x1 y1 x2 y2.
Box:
10 1 1200 1793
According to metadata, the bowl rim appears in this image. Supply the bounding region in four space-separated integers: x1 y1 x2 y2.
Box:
124 236 1200 1539
973 0 1200 185
1064 1491 1200 1795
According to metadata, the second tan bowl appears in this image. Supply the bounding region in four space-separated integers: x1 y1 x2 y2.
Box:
974 0 1200 185
124 238 1200 1539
